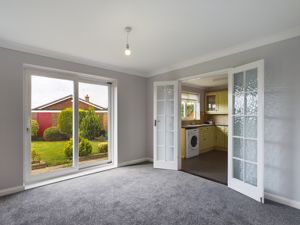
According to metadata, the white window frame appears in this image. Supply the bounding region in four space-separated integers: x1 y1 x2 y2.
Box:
181 92 200 121
23 64 118 186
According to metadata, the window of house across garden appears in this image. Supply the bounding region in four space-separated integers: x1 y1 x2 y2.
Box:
181 92 200 120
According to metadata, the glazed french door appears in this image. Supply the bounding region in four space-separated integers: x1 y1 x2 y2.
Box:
153 81 180 170
24 66 115 184
228 60 264 202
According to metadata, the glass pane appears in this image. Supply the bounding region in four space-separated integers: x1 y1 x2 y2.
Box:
78 82 109 167
31 76 74 176
234 72 244 94
245 117 257 138
245 162 257 186
166 116 174 131
166 147 174 161
233 116 244 137
156 116 165 131
157 101 164 115
166 131 174 147
157 86 165 100
157 131 165 146
245 92 257 115
245 139 257 162
233 138 243 159
233 159 244 181
186 102 195 119
165 85 174 100
207 95 216 111
246 69 257 92
166 100 174 115
157 147 164 161
233 94 244 115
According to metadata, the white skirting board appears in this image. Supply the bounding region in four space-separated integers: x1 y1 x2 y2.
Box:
265 192 300 210
0 186 24 197
118 157 152 167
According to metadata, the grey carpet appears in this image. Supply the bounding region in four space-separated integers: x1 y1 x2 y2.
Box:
182 150 227 184
0 164 299 225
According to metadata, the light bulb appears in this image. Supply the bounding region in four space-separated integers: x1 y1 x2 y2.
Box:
124 48 131 56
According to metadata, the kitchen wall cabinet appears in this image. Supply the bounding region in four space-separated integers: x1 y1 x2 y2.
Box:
205 91 228 114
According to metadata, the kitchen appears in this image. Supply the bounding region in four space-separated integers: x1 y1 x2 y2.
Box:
180 73 229 184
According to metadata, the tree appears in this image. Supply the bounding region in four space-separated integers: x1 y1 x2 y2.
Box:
80 108 101 140
58 108 86 137
31 120 39 137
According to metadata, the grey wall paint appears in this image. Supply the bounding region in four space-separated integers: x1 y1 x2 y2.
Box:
0 47 147 190
146 36 300 202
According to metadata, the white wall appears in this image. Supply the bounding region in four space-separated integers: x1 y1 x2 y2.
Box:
0 47 147 190
146 36 300 202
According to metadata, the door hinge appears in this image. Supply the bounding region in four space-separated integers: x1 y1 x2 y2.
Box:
107 82 112 85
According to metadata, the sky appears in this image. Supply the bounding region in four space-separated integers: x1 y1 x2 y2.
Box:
31 76 108 109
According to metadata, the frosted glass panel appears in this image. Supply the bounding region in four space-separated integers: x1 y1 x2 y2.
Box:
166 116 174 131
245 162 257 186
157 147 164 161
157 101 164 115
166 100 174 115
233 94 244 115
166 147 174 161
233 116 244 136
157 86 165 100
157 131 165 146
165 86 174 100
246 69 257 92
233 138 243 159
245 139 257 162
245 117 257 138
234 72 244 94
233 159 244 181
166 131 174 147
157 116 165 131
246 92 257 115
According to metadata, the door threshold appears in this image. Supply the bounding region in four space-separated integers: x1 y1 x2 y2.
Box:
180 169 228 185
25 163 117 190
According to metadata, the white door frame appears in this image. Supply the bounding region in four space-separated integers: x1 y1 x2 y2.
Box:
23 64 118 185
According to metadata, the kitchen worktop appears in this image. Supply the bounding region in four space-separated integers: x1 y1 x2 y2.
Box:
182 124 228 129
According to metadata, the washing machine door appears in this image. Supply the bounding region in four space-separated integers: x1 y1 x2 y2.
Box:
190 135 198 149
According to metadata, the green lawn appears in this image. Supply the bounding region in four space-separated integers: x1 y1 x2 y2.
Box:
31 140 105 167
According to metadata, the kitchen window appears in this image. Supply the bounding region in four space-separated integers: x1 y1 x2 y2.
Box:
181 92 200 120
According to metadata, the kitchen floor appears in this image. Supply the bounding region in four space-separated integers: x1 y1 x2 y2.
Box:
181 150 227 184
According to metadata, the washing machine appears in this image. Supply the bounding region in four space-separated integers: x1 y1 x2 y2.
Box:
186 128 199 158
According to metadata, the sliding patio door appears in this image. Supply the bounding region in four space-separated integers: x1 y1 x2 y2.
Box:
153 81 180 170
228 60 264 202
24 67 115 184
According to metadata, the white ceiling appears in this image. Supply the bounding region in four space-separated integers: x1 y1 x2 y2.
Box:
0 0 300 77
183 74 228 89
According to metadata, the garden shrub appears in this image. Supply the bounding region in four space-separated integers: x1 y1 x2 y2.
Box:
58 108 86 137
31 149 41 163
64 136 93 158
96 134 108 142
98 142 108 153
80 108 101 140
31 120 39 137
43 127 68 141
